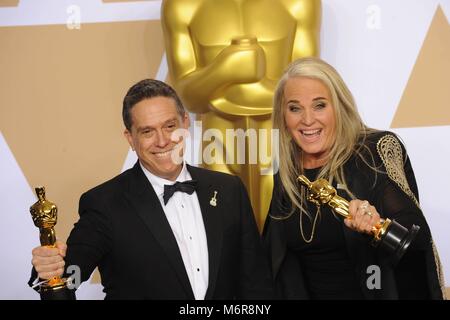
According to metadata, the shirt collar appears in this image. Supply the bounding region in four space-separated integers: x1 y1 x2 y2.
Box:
139 161 192 197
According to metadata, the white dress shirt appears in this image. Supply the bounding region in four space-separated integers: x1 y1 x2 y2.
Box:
140 162 209 300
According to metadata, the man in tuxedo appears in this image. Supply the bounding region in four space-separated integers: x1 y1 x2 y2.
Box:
30 79 273 299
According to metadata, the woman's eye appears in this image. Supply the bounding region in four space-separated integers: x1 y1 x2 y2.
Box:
288 105 300 112
315 103 326 110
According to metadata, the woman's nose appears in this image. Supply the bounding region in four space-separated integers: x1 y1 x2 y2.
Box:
301 109 315 126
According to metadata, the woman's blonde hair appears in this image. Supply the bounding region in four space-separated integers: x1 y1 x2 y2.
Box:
272 57 375 216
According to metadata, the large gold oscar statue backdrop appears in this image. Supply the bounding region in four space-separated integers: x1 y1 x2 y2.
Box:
162 0 321 230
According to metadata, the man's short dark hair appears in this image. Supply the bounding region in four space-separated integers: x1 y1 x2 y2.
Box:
122 79 186 131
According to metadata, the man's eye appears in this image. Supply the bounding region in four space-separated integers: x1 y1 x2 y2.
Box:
141 129 153 136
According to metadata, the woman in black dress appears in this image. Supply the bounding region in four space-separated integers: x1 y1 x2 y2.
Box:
263 57 445 300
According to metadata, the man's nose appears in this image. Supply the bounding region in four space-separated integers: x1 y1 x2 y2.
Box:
155 129 170 147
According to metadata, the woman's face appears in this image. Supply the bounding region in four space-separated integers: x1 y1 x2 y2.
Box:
283 77 336 168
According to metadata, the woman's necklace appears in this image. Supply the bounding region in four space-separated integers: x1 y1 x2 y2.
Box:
299 203 321 243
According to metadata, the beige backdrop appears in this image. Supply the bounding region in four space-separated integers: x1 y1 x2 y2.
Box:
0 20 164 284
0 0 448 298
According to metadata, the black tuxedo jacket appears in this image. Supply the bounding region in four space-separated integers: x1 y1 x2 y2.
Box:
64 162 273 299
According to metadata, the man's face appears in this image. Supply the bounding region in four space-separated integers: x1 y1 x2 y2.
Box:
124 96 189 181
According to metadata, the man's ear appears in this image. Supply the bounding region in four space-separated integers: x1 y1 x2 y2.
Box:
182 112 190 129
124 129 135 151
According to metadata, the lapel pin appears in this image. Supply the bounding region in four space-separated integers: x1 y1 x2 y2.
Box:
210 191 218 207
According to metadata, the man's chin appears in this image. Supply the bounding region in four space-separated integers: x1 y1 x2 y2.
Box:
153 157 183 166
157 163 183 176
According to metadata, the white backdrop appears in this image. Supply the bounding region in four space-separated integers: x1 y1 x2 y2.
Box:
0 0 448 299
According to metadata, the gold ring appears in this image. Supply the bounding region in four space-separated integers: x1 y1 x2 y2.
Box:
364 210 373 217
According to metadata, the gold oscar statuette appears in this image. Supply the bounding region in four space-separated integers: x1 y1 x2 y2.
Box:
162 0 322 231
30 186 75 300
297 175 420 262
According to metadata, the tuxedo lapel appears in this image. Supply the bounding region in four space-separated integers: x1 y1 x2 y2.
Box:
124 162 194 299
187 165 223 300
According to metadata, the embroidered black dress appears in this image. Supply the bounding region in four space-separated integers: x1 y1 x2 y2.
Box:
263 131 446 300
284 167 363 299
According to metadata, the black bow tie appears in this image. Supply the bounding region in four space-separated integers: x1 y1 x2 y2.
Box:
163 180 198 205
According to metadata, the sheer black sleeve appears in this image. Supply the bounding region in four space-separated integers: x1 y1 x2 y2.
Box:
373 134 431 251
371 133 434 298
